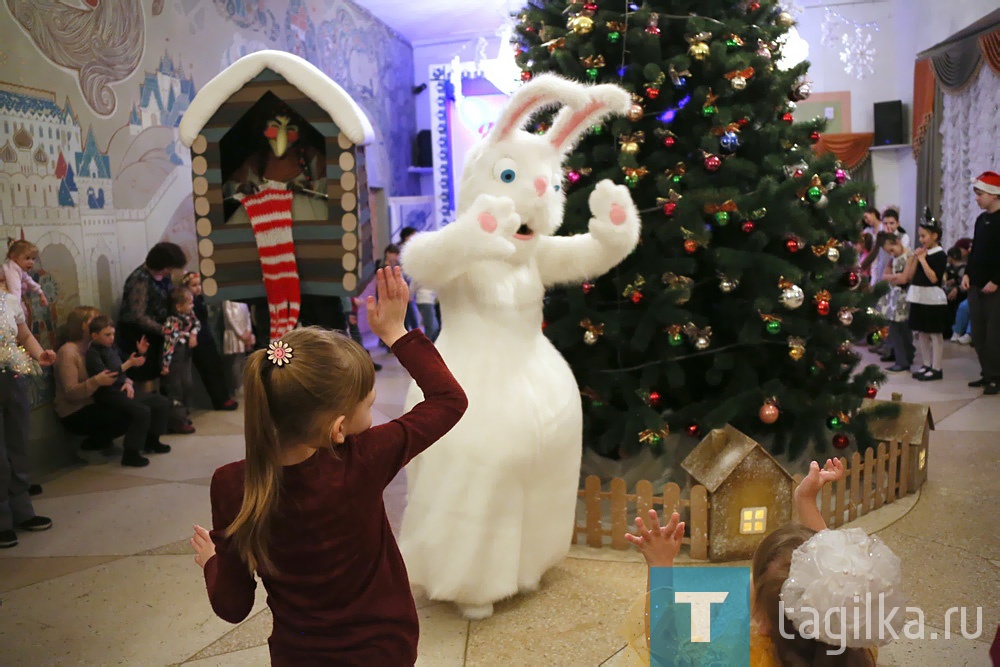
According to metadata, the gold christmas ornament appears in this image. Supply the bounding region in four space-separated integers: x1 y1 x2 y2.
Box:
619 131 645 154
662 272 694 304
580 318 605 345
626 103 644 122
568 15 595 34
776 11 794 27
688 41 710 61
787 336 806 361
718 274 740 292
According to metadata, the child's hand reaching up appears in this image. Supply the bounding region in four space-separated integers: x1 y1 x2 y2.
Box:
794 458 845 532
366 266 410 348
625 510 685 567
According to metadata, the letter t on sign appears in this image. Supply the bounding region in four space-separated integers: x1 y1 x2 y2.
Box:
674 592 729 642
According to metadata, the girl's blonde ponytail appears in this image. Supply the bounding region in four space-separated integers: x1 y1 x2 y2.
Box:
225 349 283 574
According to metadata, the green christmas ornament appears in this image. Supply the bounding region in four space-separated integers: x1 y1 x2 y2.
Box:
586 67 599 81
591 125 604 135
807 186 823 202
766 320 782 334
671 174 683 184
810 365 820 376
608 31 621 43
827 415 843 430
669 333 684 346
625 174 639 188
714 211 730 225
857 197 868 208
702 105 718 118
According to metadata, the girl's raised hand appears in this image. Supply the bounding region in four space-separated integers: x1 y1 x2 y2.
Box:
137 336 150 355
625 510 686 568
366 267 410 348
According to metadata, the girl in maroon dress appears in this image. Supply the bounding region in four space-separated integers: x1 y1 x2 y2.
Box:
190 267 467 665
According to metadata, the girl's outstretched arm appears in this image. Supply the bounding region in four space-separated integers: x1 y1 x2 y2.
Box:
794 458 845 532
196 469 257 624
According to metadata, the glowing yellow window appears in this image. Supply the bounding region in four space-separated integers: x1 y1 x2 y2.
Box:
740 507 767 534
918 449 926 470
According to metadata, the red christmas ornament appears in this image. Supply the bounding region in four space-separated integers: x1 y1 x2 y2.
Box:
810 130 821 143
817 300 831 316
686 423 700 437
663 135 677 148
663 201 677 216
865 385 878 399
759 402 779 424
684 239 699 254
521 71 533 81
742 220 755 233
793 168 805 178
786 237 802 252
646 87 660 99
847 271 861 288
583 1 598 10
649 391 662 407
582 281 594 294
832 433 850 449
704 154 723 172
630 291 644 304
737 117 750 127
782 112 794 123
748 1 761 11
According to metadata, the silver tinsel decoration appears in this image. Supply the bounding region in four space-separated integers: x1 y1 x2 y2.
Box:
0 297 40 377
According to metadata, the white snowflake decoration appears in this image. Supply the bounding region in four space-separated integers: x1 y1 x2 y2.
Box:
822 9 878 80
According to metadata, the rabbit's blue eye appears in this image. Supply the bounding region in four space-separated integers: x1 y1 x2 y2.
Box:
500 169 516 183
554 184 561 192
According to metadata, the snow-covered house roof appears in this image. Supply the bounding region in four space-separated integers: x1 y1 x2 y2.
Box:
178 50 374 148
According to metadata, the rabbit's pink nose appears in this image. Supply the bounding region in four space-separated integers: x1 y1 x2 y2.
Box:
534 177 548 198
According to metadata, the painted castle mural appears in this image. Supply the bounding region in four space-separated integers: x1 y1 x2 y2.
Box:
0 0 417 410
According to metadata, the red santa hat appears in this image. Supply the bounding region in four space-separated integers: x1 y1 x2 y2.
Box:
972 171 1000 195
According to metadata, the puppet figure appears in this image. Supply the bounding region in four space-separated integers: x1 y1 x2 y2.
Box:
398 75 641 619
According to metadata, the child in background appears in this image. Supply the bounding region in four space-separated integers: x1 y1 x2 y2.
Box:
622 459 899 666
85 315 171 467
222 300 254 397
190 267 467 664
903 219 949 381
341 295 382 371
879 233 914 372
4 240 49 307
943 246 968 341
162 287 200 434
882 207 910 249
184 273 238 412
0 271 56 549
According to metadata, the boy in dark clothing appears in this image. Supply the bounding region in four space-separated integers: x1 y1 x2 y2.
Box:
963 171 1000 395
85 316 172 467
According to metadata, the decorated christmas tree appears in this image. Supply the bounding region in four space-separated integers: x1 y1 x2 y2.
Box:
515 0 894 459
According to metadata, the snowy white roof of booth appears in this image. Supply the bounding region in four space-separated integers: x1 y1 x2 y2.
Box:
178 50 375 147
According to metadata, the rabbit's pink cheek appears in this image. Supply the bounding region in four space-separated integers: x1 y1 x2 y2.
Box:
478 212 498 233
534 177 548 198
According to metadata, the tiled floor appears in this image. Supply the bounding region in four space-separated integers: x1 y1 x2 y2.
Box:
1 342 997 666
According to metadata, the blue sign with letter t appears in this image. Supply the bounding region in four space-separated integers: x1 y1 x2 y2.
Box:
648 567 751 666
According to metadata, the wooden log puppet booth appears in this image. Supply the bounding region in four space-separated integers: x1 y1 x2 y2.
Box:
397 76 642 620
178 50 376 341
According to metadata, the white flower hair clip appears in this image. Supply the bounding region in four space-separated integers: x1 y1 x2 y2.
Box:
267 340 293 367
780 528 906 649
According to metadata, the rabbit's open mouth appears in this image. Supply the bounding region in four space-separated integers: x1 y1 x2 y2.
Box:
514 224 534 239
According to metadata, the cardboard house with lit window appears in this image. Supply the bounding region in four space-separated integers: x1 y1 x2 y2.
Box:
861 396 934 491
681 425 794 562
177 50 375 308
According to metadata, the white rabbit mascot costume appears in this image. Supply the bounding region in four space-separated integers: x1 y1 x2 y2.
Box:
398 75 641 619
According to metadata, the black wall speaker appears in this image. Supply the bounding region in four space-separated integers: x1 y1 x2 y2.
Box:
873 101 905 146
415 130 433 167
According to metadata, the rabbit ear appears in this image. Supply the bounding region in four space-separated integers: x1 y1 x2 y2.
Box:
488 74 590 143
548 84 631 154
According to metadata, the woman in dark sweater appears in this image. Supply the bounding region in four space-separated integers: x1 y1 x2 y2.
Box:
190 268 467 665
117 243 188 392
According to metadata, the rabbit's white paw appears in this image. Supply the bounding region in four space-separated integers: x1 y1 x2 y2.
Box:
464 194 520 258
588 180 638 238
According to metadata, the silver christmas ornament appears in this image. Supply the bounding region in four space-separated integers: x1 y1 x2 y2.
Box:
780 285 805 309
694 335 711 350
720 277 740 293
583 330 598 345
827 247 840 262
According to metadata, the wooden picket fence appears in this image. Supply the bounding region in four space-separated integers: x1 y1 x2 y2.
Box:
573 438 915 560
